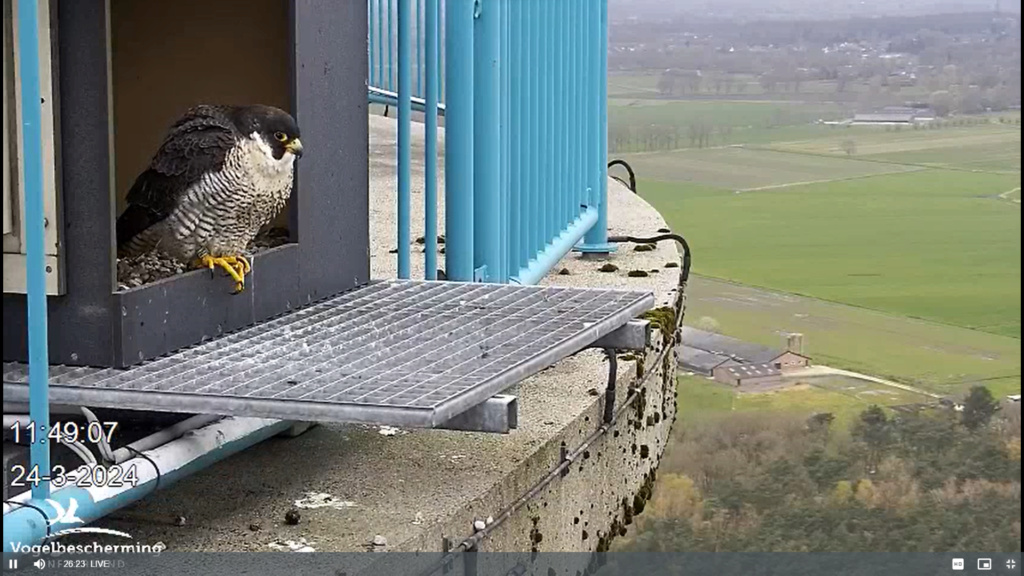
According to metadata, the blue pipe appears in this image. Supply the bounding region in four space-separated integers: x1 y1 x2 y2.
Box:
416 0 422 98
511 207 599 286
424 0 439 280
509 1 522 275
387 0 394 91
3 421 292 555
16 0 52 502
473 0 500 283
499 0 510 282
397 0 412 279
369 1 376 88
377 0 385 89
524 1 537 264
444 0 474 281
578 0 616 254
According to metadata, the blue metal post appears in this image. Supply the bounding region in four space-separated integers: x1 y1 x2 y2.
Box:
369 1 376 87
424 0 439 280
444 0 475 281
499 0 510 282
16 0 52 501
416 0 422 97
526 0 538 260
578 0 615 254
509 1 522 274
397 0 412 279
473 0 500 282
377 0 385 89
388 0 394 91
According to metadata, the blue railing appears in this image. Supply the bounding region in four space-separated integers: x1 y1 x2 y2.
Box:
371 0 615 284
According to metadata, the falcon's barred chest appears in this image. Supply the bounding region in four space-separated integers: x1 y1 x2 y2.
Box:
158 133 296 261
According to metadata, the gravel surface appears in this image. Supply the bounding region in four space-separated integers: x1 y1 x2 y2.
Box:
115 227 291 290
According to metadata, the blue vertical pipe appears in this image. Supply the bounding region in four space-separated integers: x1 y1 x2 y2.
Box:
560 1 569 228
424 0 439 280
438 0 444 103
17 0 52 501
388 0 394 91
377 0 385 89
445 0 475 281
526 1 539 260
397 0 412 279
579 0 614 252
498 0 509 282
369 0 376 87
513 1 526 270
573 0 581 214
473 0 500 282
416 0 422 97
540 2 548 249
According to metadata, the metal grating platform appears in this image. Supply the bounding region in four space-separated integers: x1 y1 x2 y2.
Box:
4 281 654 428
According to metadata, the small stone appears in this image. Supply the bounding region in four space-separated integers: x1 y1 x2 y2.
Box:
284 509 301 525
657 228 670 233
664 262 679 269
587 388 600 396
627 270 649 278
558 268 571 276
412 512 424 525
633 244 655 252
173 516 187 527
372 535 387 547
249 523 262 532
473 520 486 532
598 263 619 273
486 516 494 525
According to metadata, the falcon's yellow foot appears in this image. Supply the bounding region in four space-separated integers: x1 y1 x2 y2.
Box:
197 255 250 293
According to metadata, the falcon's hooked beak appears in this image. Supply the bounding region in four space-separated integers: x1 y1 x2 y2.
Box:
286 138 304 158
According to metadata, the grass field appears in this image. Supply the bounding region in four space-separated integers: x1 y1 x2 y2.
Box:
621 147 919 190
767 125 1022 173
681 277 1021 397
676 375 931 429
644 168 1022 338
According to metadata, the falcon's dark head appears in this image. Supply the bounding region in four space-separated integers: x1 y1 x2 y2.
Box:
232 105 304 160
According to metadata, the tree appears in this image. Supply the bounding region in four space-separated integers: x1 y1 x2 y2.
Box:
841 139 857 156
930 90 954 117
961 386 1001 432
853 405 894 471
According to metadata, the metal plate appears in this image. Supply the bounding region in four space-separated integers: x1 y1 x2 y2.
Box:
4 281 654 427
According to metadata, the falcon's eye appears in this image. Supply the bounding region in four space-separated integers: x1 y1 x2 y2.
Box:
274 131 289 142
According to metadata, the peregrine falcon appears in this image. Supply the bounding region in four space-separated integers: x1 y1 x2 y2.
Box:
115 104 303 293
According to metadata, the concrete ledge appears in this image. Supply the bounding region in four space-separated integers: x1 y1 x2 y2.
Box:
86 116 682 562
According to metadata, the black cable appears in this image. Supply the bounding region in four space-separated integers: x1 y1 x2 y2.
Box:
607 159 638 194
124 446 163 495
4 499 52 538
603 349 618 425
608 233 692 285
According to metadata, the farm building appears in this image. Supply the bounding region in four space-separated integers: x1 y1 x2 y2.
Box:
850 107 935 126
677 327 811 381
712 360 784 387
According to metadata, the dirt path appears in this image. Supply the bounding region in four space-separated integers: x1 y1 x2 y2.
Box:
998 187 1021 204
790 365 943 399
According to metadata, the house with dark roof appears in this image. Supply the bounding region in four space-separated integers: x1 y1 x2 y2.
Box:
678 327 811 383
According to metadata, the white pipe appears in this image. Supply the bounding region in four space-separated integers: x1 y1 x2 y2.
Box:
3 414 32 430
3 416 287 515
112 414 222 464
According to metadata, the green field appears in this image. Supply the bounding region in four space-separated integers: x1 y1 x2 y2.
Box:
676 375 930 429
681 277 1021 397
646 168 1021 338
767 124 1022 173
622 147 919 190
